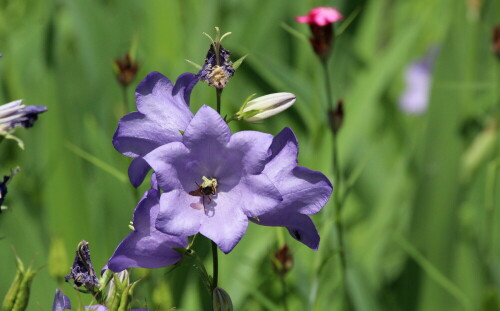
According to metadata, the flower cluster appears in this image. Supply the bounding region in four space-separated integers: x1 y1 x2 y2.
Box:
107 66 332 269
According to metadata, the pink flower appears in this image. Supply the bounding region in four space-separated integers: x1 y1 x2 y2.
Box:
296 7 344 26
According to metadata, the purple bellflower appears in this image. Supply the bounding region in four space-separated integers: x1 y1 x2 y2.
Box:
52 289 71 311
113 72 198 187
252 127 332 250
399 49 438 115
143 105 282 253
107 175 188 272
0 99 47 132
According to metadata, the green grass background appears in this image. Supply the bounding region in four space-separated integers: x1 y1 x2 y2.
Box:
1 0 500 310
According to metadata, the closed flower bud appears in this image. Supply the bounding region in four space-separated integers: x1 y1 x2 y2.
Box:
3 269 23 311
48 237 69 282
212 287 233 311
493 25 500 60
328 99 344 133
236 92 296 122
0 100 47 133
272 244 293 276
114 53 139 88
11 265 41 311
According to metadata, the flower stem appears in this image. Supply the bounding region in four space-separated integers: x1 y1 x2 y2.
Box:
216 88 223 114
280 275 289 311
211 240 219 289
321 59 334 110
122 86 130 112
321 59 352 309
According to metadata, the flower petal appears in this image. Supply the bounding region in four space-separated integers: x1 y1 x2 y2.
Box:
155 189 204 237
107 189 188 272
183 105 231 152
229 174 282 217
113 111 182 158
52 289 71 311
226 131 273 174
200 192 249 253
264 127 332 215
113 72 196 158
135 72 195 126
128 157 151 188
263 127 299 178
143 142 193 192
253 212 320 250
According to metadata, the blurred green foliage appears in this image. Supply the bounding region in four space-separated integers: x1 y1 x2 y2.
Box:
1 0 500 310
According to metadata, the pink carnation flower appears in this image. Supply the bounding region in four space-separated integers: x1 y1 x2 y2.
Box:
296 7 344 26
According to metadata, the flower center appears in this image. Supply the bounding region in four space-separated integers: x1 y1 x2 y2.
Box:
189 176 218 199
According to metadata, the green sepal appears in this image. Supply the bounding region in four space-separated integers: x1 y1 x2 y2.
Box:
232 54 247 70
185 59 202 70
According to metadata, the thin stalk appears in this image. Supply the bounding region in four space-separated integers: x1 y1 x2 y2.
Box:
321 59 351 309
216 89 223 114
280 275 289 311
211 240 219 289
321 59 334 110
122 86 129 112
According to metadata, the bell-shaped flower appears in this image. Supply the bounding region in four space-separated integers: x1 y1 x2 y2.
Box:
236 93 296 122
106 177 188 272
143 105 283 253
113 72 197 187
252 127 332 250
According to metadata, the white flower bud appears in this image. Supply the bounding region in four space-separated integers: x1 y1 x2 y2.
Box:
238 92 296 122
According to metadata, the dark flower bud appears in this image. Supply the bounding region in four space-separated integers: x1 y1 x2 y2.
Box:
493 25 500 60
272 244 293 276
328 99 344 134
114 53 139 88
212 287 233 311
65 240 100 293
0 168 20 212
196 27 234 89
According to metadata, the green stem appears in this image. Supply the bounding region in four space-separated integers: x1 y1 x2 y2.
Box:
211 240 219 290
321 59 334 110
321 59 352 310
280 275 289 311
216 89 223 114
122 86 130 112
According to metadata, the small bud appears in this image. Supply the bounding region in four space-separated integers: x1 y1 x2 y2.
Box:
114 53 139 88
65 240 100 293
272 244 293 276
296 7 344 61
236 93 296 122
493 25 500 60
328 99 344 133
212 287 233 311
48 237 69 282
